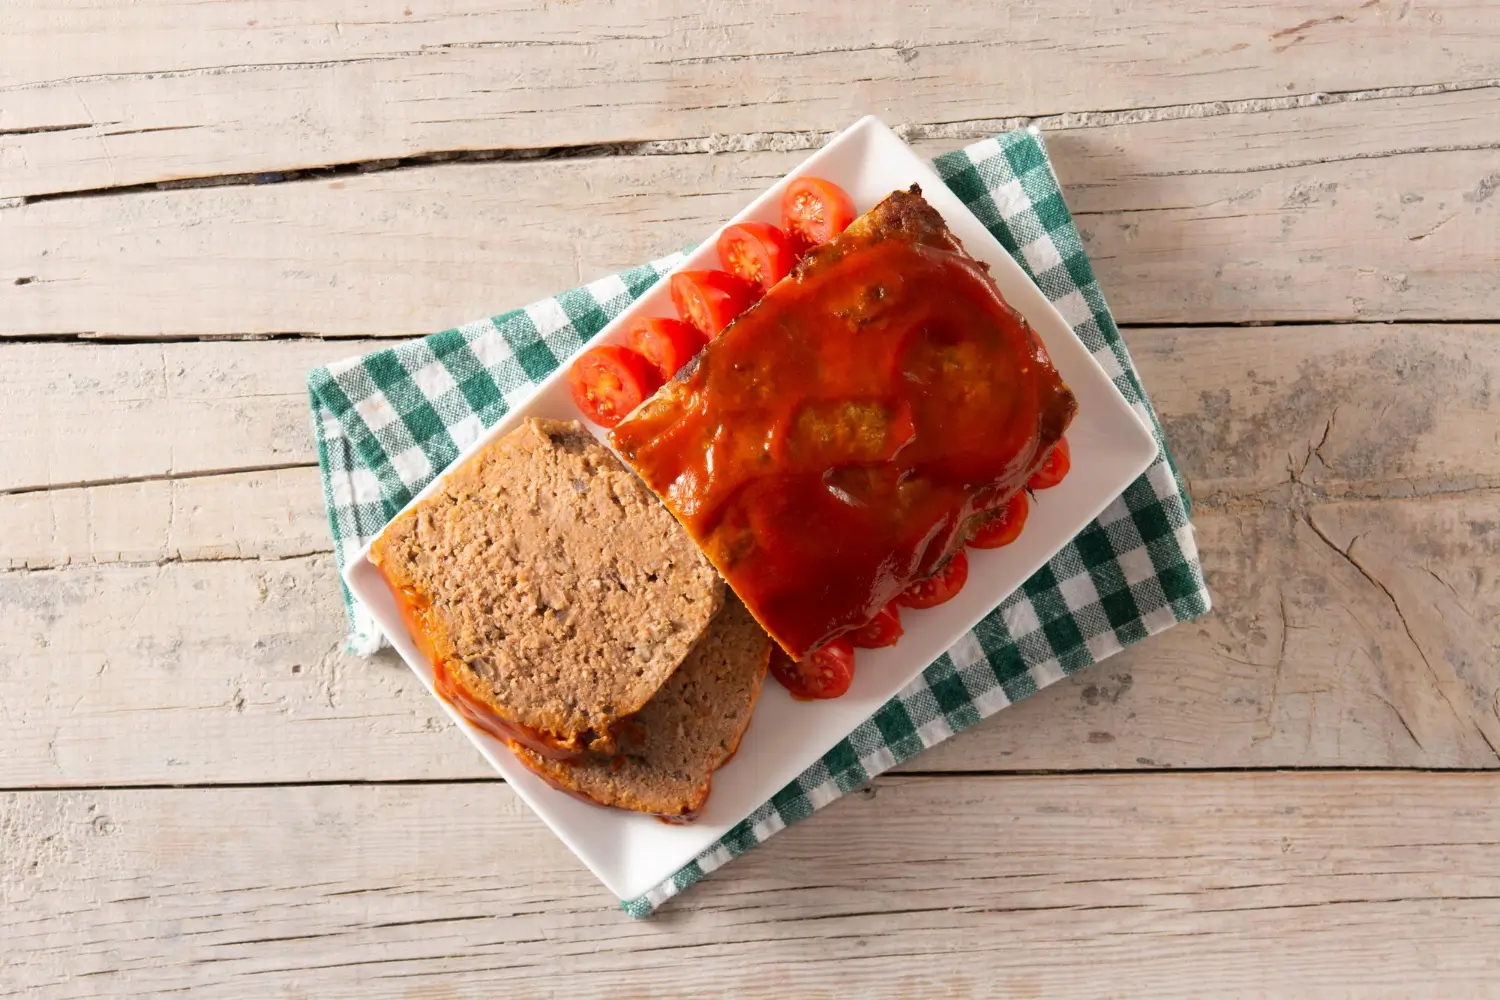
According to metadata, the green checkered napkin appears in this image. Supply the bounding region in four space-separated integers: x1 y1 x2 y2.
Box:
308 127 1210 918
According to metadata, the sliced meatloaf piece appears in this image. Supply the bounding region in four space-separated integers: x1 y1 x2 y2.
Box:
510 593 771 820
370 418 724 755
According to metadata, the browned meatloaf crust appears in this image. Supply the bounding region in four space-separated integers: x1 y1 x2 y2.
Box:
510 593 771 819
369 418 724 754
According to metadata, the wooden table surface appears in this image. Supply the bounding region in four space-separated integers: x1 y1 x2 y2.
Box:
4 3 1499 996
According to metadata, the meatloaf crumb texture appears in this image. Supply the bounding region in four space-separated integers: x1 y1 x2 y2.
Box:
370 418 723 750
510 593 771 818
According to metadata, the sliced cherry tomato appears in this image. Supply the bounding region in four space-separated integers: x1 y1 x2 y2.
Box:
670 270 758 339
717 222 797 293
769 638 855 700
567 344 659 429
1027 438 1071 490
848 602 903 649
780 176 857 249
969 491 1029 549
625 317 706 383
896 550 969 610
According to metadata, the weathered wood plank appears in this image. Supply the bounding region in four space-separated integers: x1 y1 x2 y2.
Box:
4 3 1493 990
3 490 1497 787
1138 323 1500 504
6 87 1497 334
5 0 1497 198
1060 100 1500 325
0 467 329 570
927 489 1500 771
5 774 1500 997
0 553 471 787
0 340 378 493
2 323 1493 782
2 322 1495 782
1298 495 1500 757
5 325 1495 499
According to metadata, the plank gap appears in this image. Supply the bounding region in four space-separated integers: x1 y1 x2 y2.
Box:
7 319 1500 344
6 766 1500 796
0 461 318 498
12 77 1498 208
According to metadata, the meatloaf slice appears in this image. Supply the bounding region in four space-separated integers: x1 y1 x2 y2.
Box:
510 593 771 820
370 418 724 755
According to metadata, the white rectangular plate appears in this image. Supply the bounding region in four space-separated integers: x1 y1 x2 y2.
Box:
344 116 1158 901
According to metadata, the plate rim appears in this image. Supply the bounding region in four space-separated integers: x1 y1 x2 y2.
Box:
342 114 1158 900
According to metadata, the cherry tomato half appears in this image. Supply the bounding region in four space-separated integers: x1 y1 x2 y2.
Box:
848 602 903 649
770 638 856 700
717 222 797 293
1027 438 1071 490
969 492 1029 549
625 317 706 383
670 270 758 339
896 550 970 610
781 176 857 249
566 345 659 429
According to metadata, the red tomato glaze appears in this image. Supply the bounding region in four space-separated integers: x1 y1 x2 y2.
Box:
611 187 1075 658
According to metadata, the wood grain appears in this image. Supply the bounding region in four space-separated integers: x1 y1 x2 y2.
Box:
3 324 1495 783
1138 323 1500 504
0 553 479 789
5 0 1499 988
7 87 1499 335
0 468 329 570
3 322 1496 780
5 324 1495 498
6 774 1500 997
0 340 377 493
4 491 1498 787
5 1 1498 198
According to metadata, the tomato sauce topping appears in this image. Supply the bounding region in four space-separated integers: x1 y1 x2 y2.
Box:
610 188 1076 659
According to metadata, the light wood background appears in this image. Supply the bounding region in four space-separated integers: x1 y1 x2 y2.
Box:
3 2 1499 997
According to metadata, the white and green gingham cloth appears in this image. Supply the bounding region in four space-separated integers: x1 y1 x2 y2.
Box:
308 128 1210 918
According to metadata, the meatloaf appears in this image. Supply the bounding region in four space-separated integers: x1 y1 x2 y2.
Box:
510 593 771 820
370 418 724 756
610 185 1077 658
